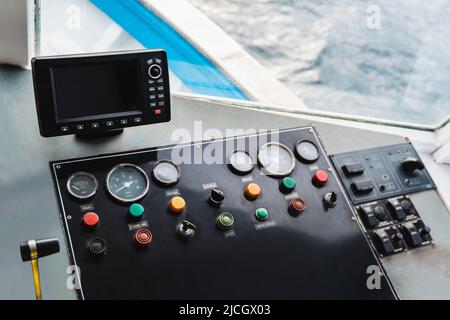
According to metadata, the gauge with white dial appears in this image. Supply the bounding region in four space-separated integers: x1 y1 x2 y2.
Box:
67 172 98 200
106 164 149 203
258 142 296 177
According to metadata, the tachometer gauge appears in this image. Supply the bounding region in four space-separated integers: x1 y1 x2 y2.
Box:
67 172 98 200
106 164 149 203
258 142 295 177
152 160 181 186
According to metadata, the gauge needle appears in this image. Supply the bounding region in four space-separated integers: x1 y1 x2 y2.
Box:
115 181 134 193
72 186 80 191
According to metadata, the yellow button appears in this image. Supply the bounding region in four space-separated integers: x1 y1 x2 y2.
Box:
169 196 186 214
244 183 261 200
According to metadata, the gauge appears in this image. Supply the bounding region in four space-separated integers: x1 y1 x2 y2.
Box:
67 172 98 200
295 140 320 163
152 160 181 186
106 164 149 203
258 142 295 177
228 150 255 175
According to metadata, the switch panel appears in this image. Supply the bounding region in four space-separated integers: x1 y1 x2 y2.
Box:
330 143 435 204
356 196 432 257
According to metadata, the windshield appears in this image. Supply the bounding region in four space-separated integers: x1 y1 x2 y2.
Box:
40 0 450 127
189 0 450 126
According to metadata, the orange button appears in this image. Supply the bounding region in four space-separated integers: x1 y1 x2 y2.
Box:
244 183 261 200
169 196 186 214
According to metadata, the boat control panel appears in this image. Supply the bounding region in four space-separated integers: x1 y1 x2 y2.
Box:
51 127 399 299
21 50 440 299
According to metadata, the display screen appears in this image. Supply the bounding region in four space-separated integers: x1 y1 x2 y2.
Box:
51 60 142 122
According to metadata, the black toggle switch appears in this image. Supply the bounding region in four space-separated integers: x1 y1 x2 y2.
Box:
176 220 197 241
386 198 406 221
401 222 423 248
359 205 379 228
323 192 337 208
401 157 424 173
351 180 374 195
373 229 395 255
420 225 431 238
342 163 364 176
208 188 225 207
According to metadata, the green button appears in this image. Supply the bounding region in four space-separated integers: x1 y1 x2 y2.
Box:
217 212 234 229
129 203 144 218
280 177 296 193
255 208 269 221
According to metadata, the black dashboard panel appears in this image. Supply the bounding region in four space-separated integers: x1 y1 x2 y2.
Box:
51 127 396 300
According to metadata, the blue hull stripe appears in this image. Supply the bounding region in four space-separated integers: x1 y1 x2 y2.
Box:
91 0 249 100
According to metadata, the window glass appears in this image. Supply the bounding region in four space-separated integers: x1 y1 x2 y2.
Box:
190 0 450 126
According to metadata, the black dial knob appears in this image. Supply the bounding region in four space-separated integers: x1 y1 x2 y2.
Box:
400 199 415 215
209 188 225 207
401 157 424 173
374 205 388 221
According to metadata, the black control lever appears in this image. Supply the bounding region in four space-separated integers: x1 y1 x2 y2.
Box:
401 157 424 173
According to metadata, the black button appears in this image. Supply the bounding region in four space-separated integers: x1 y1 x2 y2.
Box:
158 101 165 107
150 102 157 107
88 238 106 255
134 118 142 123
148 64 162 79
76 125 85 130
149 87 156 92
157 86 164 91
149 95 156 100
351 180 374 195
342 163 364 176
120 119 128 125
105 121 114 127
61 126 69 132
91 123 100 129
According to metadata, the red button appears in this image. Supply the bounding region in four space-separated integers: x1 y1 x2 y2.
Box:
312 170 329 187
154 109 161 115
134 229 153 247
82 212 99 229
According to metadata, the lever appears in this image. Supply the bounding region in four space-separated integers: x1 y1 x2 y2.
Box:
401 157 424 173
20 238 60 300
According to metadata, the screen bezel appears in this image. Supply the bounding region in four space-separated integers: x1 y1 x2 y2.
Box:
32 50 170 137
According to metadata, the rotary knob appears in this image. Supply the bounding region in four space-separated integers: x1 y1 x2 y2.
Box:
208 188 225 207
